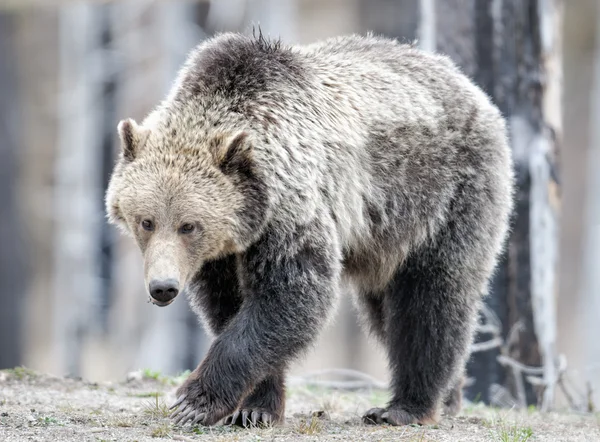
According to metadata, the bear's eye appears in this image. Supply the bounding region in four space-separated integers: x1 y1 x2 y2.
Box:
179 223 195 234
141 219 154 231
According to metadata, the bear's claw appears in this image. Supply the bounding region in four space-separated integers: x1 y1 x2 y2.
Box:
170 400 209 426
169 395 185 410
224 409 274 427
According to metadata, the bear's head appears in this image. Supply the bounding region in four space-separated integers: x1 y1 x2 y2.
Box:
105 115 267 307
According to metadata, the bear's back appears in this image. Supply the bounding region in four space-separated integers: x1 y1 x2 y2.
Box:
298 34 499 137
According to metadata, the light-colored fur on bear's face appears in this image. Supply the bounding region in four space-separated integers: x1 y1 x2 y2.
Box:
106 118 246 302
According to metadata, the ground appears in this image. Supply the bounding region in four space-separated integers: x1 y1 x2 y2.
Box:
0 368 598 442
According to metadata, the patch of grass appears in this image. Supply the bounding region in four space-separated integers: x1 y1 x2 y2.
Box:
320 394 341 413
369 389 391 408
488 417 534 442
143 393 171 419
192 424 240 437
37 416 62 426
68 416 99 426
111 417 134 428
168 370 192 386
142 369 162 381
58 403 76 414
129 391 164 398
150 422 172 438
305 384 329 395
408 431 428 442
296 415 323 435
463 399 488 414
141 368 191 386
192 426 206 435
481 418 493 428
5 366 37 380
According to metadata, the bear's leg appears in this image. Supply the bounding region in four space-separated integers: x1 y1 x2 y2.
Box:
354 292 387 343
191 256 286 426
357 289 464 418
193 255 242 336
363 230 481 426
171 221 339 426
442 375 464 417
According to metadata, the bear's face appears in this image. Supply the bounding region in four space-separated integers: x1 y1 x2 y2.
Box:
106 118 249 306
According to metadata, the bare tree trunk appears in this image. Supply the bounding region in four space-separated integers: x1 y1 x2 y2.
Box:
433 0 559 407
54 3 104 376
0 11 27 369
558 0 600 410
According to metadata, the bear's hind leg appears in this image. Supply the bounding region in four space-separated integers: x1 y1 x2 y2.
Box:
442 375 465 417
363 232 482 426
354 291 387 344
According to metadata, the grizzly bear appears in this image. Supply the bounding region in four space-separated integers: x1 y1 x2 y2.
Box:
105 32 513 427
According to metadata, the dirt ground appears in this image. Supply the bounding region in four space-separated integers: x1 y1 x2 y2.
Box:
0 368 598 442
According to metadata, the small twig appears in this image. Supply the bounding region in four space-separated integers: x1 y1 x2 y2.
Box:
476 324 502 335
497 355 545 375
557 375 577 410
504 321 524 351
470 337 503 353
288 368 388 390
497 353 544 409
586 381 595 412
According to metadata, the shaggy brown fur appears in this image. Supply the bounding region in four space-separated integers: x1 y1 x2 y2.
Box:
106 32 514 427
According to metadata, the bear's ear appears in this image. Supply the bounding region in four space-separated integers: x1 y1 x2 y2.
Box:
117 118 149 162
212 132 253 175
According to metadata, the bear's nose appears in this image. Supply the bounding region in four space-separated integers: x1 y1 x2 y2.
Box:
149 279 179 305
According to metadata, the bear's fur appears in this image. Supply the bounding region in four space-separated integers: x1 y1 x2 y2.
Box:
106 32 514 427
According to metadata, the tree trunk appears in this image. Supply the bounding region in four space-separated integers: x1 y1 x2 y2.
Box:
54 3 105 376
557 0 600 411
434 0 559 407
0 11 27 369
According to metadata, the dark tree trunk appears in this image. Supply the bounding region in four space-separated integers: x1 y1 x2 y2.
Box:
436 0 548 406
0 12 27 369
99 4 117 334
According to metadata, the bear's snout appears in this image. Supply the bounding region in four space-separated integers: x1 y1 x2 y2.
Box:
149 279 179 307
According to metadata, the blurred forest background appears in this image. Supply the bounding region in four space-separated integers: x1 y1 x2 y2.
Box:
0 0 599 414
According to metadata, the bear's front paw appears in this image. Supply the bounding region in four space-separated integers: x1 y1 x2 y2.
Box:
169 374 237 426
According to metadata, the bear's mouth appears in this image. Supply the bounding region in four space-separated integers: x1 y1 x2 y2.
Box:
147 296 175 307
